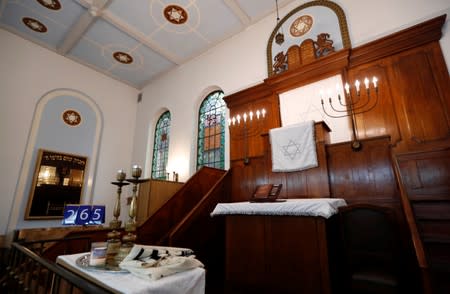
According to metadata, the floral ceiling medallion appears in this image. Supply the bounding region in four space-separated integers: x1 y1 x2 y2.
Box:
290 15 313 37
22 17 47 33
164 5 188 25
62 110 81 126
36 0 61 10
113 51 133 64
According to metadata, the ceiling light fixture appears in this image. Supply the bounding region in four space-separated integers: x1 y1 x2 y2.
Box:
275 0 284 45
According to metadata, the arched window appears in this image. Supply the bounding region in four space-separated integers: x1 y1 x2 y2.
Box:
151 111 171 179
197 90 226 170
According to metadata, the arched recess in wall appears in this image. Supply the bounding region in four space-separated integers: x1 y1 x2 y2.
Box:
7 89 103 233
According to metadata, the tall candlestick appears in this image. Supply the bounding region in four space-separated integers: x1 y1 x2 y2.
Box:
116 169 126 181
131 165 142 178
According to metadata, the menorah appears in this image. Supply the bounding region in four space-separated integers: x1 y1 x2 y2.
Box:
228 108 267 164
321 76 379 151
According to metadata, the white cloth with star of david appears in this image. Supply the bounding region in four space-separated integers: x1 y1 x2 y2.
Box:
269 120 318 172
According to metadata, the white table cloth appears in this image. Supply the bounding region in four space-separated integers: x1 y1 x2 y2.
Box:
210 198 347 219
57 252 205 294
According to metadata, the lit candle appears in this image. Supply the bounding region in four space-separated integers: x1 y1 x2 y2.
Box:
228 118 231 126
131 165 142 178
344 83 350 95
355 80 360 94
372 76 378 88
236 114 241 124
262 109 266 118
256 110 260 119
249 111 254 121
319 89 324 100
243 113 247 122
232 117 236 125
116 169 126 181
364 77 369 89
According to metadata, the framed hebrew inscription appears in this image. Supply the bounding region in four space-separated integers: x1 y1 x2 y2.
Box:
25 149 88 219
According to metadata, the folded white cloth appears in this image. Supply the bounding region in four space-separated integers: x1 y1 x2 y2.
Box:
119 245 204 281
210 198 347 219
269 120 318 172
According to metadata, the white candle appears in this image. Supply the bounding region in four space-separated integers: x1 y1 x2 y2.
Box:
372 76 378 88
249 111 253 120
243 113 247 122
344 83 350 94
131 165 142 178
256 110 260 119
261 109 266 118
116 169 126 181
364 77 369 89
236 114 241 124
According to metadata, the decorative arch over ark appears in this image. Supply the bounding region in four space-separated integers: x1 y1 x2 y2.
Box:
267 0 351 76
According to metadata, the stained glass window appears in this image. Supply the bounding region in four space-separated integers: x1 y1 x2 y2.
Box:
151 111 171 179
197 90 226 170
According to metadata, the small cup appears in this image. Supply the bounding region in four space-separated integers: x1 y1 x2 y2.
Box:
89 242 107 267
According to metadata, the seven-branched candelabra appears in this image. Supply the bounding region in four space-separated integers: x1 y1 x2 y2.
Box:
321 77 379 151
228 108 267 164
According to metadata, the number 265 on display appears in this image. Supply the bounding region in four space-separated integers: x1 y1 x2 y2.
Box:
62 205 105 225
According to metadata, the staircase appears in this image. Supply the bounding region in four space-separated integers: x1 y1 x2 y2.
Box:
393 147 450 294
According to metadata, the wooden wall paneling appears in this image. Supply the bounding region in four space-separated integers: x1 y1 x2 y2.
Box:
327 136 398 202
397 148 450 201
227 93 280 161
349 15 446 68
136 179 184 225
346 62 402 145
387 43 450 152
230 156 267 202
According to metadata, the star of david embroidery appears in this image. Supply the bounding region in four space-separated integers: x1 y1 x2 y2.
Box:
281 140 303 160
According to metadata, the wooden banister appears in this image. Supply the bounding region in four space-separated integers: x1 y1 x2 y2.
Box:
391 151 433 294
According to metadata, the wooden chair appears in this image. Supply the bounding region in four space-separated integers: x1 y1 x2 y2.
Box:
338 204 406 294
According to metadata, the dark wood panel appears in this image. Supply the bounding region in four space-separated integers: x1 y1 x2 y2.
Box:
327 136 398 201
225 215 331 294
397 148 450 199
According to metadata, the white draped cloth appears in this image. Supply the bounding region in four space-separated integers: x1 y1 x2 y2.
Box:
119 245 204 281
211 198 347 219
269 120 318 172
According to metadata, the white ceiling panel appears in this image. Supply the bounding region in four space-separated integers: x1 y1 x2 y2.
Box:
0 0 295 89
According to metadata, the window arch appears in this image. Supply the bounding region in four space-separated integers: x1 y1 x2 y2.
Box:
196 90 226 170
151 111 171 179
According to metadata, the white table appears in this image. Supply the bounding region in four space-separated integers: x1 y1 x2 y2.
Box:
57 252 205 294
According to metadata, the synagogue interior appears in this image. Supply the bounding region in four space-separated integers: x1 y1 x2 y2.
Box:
1 0 449 293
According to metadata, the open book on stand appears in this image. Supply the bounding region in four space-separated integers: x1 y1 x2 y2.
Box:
250 184 284 202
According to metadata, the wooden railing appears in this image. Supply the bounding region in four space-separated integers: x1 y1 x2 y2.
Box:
391 151 432 294
1 241 111 293
137 166 227 245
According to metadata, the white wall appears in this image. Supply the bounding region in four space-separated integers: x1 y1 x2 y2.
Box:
0 29 139 237
133 0 450 180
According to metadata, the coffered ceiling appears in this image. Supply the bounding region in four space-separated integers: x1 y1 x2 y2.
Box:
0 0 295 89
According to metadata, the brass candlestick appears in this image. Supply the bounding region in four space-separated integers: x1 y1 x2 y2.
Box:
123 165 148 245
109 170 129 229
